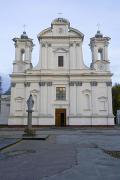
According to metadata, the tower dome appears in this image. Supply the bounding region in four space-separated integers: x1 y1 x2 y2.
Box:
51 18 70 28
95 30 103 38
21 31 28 39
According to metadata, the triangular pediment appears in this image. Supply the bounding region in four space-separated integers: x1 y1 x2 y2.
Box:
31 89 39 94
69 27 84 39
53 48 69 53
37 27 52 39
98 96 107 100
82 89 91 94
15 96 24 100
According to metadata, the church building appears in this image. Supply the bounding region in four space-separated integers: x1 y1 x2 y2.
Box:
8 18 114 126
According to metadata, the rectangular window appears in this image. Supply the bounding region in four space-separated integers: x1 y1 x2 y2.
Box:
58 56 63 67
56 87 66 100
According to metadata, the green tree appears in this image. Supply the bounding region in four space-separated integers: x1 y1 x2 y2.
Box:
112 83 120 123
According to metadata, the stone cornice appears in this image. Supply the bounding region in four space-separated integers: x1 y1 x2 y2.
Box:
68 115 114 118
10 72 113 78
39 36 81 40
69 27 84 40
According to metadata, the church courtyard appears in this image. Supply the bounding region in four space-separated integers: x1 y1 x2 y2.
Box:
0 128 120 180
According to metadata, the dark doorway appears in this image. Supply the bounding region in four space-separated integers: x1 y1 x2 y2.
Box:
55 109 66 127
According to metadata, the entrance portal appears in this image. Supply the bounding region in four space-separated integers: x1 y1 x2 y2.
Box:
55 109 66 127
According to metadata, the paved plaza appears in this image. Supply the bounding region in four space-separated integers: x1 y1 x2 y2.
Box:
0 128 120 180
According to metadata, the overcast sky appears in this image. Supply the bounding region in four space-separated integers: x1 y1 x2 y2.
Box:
0 0 120 89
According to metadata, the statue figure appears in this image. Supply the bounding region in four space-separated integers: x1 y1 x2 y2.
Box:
24 94 35 136
27 94 34 111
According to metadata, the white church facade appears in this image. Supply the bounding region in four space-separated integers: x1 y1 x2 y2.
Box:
8 18 114 126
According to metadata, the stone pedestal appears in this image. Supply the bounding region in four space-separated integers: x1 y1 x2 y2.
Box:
27 110 32 129
23 110 36 136
24 127 36 136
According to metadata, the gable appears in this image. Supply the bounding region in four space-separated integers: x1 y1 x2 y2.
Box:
37 24 84 40
53 48 69 53
69 27 84 39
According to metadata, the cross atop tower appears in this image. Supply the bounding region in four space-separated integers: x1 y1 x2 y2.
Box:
97 23 100 31
58 12 63 17
23 24 26 32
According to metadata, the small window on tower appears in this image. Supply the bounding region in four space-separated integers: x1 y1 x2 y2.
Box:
98 48 103 60
58 56 63 67
21 49 25 61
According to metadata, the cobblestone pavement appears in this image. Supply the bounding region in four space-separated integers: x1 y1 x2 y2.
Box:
0 128 120 180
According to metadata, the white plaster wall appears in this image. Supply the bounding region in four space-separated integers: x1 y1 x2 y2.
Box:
69 117 114 126
9 18 114 126
9 77 114 126
0 96 10 125
69 86 76 115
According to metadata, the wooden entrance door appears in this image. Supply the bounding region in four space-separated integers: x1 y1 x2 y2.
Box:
55 109 66 127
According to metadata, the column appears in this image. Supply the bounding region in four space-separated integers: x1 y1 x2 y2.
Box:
76 44 84 69
41 44 45 69
107 85 113 115
69 44 74 69
104 45 108 61
44 44 48 69
70 86 76 115
25 47 31 61
47 86 52 115
47 44 52 69
91 83 97 115
40 85 47 114
76 86 82 114
91 46 98 63
76 45 80 69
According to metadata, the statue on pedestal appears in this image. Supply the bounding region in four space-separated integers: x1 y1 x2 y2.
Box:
24 94 35 136
27 94 34 112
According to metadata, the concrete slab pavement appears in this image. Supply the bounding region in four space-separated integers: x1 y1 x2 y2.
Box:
0 129 120 179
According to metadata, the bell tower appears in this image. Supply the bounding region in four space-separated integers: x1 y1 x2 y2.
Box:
13 31 34 73
90 30 111 71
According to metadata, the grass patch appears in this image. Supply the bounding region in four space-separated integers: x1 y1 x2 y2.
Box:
104 150 120 159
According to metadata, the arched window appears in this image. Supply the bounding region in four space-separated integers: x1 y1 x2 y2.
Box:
98 48 103 60
21 49 25 61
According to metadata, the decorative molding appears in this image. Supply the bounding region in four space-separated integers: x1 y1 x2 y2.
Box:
47 82 52 86
30 89 39 94
24 82 30 87
48 43 51 47
15 96 24 100
82 89 91 94
58 28 63 34
69 81 74 86
39 81 52 86
98 96 107 100
106 82 112 86
41 36 80 39
11 82 16 87
39 82 45 86
90 81 97 86
75 81 82 86
69 43 73 47
14 43 18 48
69 81 82 86
76 43 80 47
42 43 45 47
105 41 109 47
53 48 68 53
